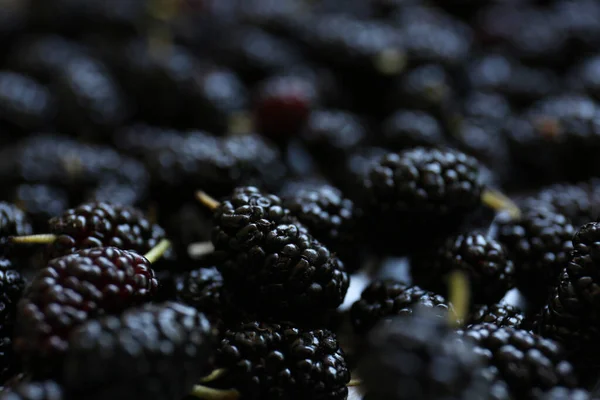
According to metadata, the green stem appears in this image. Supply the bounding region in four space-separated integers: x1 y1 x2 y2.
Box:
196 191 220 211
10 234 57 244
143 239 171 264
448 270 469 328
191 385 240 400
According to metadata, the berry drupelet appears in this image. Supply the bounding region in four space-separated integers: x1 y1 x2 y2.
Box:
0 259 25 382
412 233 515 306
0 380 63 400
63 302 216 400
0 71 55 132
461 324 578 399
359 147 484 253
350 279 453 335
497 206 574 306
46 202 169 261
204 321 349 400
538 387 591 400
468 304 525 329
358 308 490 400
211 186 349 322
14 247 158 376
281 183 362 273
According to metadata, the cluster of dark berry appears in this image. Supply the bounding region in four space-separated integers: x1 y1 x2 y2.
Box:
2 0 600 399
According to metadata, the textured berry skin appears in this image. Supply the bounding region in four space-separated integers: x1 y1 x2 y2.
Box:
350 280 452 335
0 71 54 131
568 222 600 307
212 187 349 320
282 183 362 272
0 202 32 251
462 324 578 399
0 380 63 400
359 309 489 400
0 259 25 382
413 233 515 305
176 267 223 321
498 206 574 305
469 304 525 329
15 247 157 376
211 321 349 400
360 148 483 252
506 95 600 183
63 302 216 400
254 74 318 140
47 202 168 261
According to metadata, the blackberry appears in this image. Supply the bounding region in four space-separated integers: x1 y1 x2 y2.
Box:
360 148 483 253
112 124 186 159
518 180 600 228
0 381 63 400
299 109 367 169
176 267 223 321
137 131 286 203
281 183 362 273
279 14 405 77
505 95 600 183
186 66 249 135
467 54 559 108
206 321 349 400
461 324 578 399
338 146 388 197
254 74 318 141
0 135 149 206
412 233 515 306
381 110 446 151
0 259 25 382
566 55 600 101
0 71 55 132
469 304 525 329
358 308 490 400
350 280 452 335
4 185 68 232
537 387 591 400
53 57 129 138
212 26 304 84
394 5 472 67
14 247 158 376
210 186 349 321
46 202 169 261
63 302 216 400
463 92 512 122
6 36 87 83
389 64 460 129
537 269 600 357
498 206 574 305
567 222 600 307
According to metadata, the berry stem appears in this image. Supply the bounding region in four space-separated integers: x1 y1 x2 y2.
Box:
191 385 240 400
347 379 362 387
196 191 220 211
144 239 171 264
372 49 406 76
188 241 215 259
199 368 227 383
481 189 521 220
227 112 253 135
448 270 469 328
10 234 57 244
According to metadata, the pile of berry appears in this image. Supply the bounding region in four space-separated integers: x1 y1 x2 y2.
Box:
2 0 600 399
